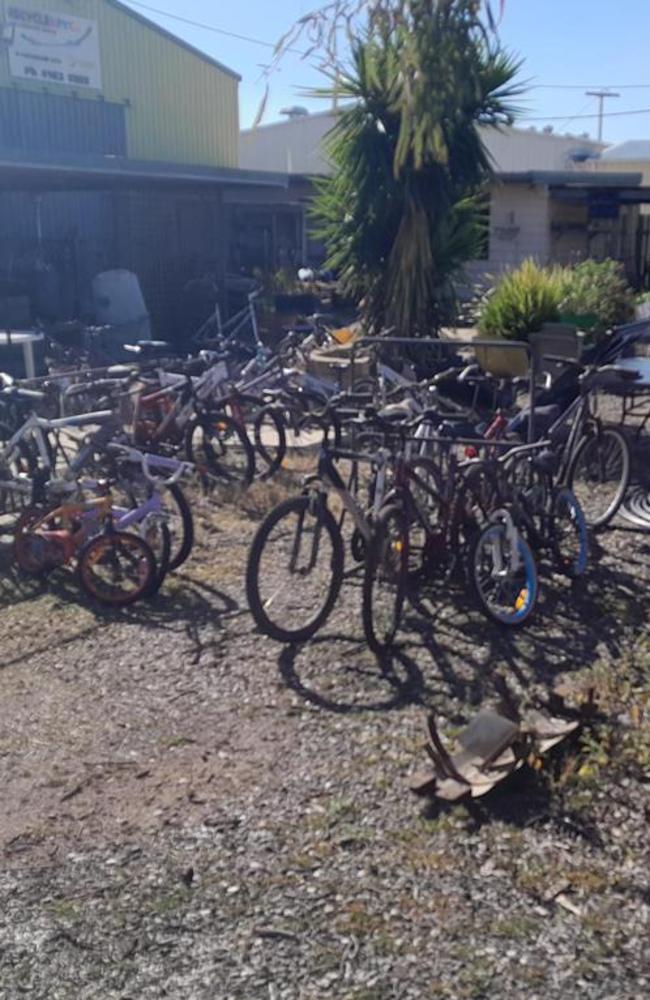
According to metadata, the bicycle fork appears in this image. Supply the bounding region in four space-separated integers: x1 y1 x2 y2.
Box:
487 508 522 577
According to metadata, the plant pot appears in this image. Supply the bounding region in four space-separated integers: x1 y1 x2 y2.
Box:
306 340 372 390
474 343 529 378
558 312 598 331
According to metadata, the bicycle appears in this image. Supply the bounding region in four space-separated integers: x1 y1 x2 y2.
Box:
14 488 158 607
246 438 394 644
534 359 638 530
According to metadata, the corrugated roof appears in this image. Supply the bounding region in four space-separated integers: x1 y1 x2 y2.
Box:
0 148 288 189
499 170 643 187
107 0 241 81
602 140 650 162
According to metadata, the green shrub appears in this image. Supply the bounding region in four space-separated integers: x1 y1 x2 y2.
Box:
477 259 565 342
561 258 633 335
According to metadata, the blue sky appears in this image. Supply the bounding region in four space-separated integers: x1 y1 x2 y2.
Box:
124 0 650 144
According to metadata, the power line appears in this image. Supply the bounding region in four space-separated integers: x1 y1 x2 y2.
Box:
532 83 650 90
521 106 650 123
546 97 596 133
123 2 650 104
125 1 306 54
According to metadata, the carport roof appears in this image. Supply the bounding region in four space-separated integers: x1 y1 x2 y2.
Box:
499 170 644 187
0 149 289 190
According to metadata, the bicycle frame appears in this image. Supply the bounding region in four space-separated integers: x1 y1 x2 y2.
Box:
306 446 392 544
0 409 114 502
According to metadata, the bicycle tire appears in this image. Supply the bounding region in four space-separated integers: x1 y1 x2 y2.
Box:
246 493 344 643
13 506 52 574
254 404 287 478
185 411 255 488
362 503 409 654
294 406 342 451
110 469 193 573
139 514 172 595
469 521 538 628
78 531 157 608
550 487 588 579
405 456 444 572
165 483 194 571
567 426 630 530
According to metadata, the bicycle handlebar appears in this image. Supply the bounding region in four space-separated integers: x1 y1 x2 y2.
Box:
141 450 186 486
107 442 192 486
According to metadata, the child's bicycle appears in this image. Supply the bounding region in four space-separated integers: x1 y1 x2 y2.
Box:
13 486 159 607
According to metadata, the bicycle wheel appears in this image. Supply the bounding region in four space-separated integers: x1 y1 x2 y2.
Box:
550 487 588 579
139 514 171 595
253 405 287 478
78 531 157 608
469 521 538 627
362 504 409 653
164 483 194 571
185 412 255 488
109 468 194 573
13 507 53 574
406 457 444 569
246 493 344 643
567 427 630 530
0 424 38 516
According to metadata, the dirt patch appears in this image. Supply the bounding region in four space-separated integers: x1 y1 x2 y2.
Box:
1 486 650 999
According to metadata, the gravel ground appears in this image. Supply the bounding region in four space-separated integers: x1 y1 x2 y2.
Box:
1 476 650 1000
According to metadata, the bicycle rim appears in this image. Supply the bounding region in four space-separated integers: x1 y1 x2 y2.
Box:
78 532 156 607
246 494 344 642
188 414 254 487
568 428 630 529
551 488 588 578
139 514 172 593
254 406 286 477
471 523 537 626
363 504 409 652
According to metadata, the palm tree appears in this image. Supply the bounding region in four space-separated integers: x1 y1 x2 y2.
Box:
312 0 522 335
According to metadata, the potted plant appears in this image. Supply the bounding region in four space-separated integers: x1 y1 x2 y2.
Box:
559 258 634 340
476 260 565 376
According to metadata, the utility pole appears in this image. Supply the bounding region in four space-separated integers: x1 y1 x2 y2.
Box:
586 90 620 142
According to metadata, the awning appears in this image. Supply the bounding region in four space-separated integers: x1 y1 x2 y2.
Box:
0 147 289 191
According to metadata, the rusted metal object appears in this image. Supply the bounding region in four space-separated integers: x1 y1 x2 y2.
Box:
410 684 583 802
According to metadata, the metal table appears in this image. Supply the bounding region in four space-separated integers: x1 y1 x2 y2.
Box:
605 356 650 437
0 330 44 379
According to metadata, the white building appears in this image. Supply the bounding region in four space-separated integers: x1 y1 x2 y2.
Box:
241 111 650 286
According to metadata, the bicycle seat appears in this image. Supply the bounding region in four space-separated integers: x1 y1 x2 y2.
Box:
436 419 480 440
531 449 559 476
430 366 463 386
124 340 173 357
507 404 561 439
377 402 414 421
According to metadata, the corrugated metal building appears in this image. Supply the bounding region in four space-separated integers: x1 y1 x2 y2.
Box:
240 113 604 176
0 0 239 166
0 0 288 342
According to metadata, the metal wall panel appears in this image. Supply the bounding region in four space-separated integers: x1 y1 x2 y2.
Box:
241 116 604 176
0 0 239 168
0 88 126 155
